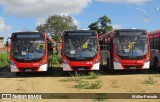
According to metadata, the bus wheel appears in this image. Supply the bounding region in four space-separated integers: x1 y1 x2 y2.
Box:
16 72 21 76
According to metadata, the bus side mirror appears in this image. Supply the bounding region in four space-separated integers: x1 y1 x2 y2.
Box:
6 37 10 47
6 41 9 47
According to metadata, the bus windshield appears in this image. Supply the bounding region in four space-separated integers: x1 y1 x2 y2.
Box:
12 39 45 61
115 32 148 59
64 37 98 59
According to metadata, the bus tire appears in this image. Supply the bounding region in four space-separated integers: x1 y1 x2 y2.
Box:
16 72 21 76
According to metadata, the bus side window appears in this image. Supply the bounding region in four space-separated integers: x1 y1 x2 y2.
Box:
150 38 154 49
105 38 110 50
154 37 159 50
99 40 104 50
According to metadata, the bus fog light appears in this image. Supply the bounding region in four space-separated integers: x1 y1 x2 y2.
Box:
10 60 16 66
63 59 69 65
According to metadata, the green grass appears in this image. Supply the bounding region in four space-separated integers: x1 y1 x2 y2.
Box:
74 80 88 89
0 53 10 68
60 71 83 82
74 80 102 89
86 72 98 79
143 76 157 84
60 71 102 89
85 80 102 89
59 78 74 82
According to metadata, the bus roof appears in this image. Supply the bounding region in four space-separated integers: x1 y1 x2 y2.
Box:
12 32 44 35
114 29 146 32
148 29 160 35
64 30 96 33
99 29 146 39
11 31 56 45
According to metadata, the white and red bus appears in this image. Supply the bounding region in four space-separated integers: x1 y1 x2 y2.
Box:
6 32 55 76
99 29 150 70
148 30 160 69
62 30 100 71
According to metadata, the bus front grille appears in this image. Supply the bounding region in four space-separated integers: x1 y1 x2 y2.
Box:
72 66 91 70
18 67 38 72
123 65 142 69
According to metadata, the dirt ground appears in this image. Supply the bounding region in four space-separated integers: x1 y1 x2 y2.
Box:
0 67 160 102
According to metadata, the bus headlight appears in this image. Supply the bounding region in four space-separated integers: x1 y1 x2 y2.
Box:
145 57 149 63
10 60 16 66
94 58 99 64
63 59 69 65
115 58 121 63
40 60 46 66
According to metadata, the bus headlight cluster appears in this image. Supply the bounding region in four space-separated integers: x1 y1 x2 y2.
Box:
114 57 121 63
94 58 99 64
40 60 46 66
63 59 69 65
145 57 149 63
10 60 16 66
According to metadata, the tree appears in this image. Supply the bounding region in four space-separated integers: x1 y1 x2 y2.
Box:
36 15 77 54
88 15 113 35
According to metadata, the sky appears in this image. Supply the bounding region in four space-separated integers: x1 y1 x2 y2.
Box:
0 0 160 41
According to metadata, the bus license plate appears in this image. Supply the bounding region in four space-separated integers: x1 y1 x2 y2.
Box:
78 68 85 71
25 69 32 72
130 67 136 69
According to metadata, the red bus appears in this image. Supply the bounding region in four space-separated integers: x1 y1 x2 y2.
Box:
99 29 150 70
62 30 100 71
148 30 160 69
6 32 55 76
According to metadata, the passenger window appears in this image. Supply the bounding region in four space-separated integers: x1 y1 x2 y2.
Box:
154 38 159 50
150 38 154 49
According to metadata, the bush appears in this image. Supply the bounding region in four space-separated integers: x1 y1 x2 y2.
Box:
74 80 102 89
143 76 157 84
86 72 98 79
0 53 10 68
50 53 62 66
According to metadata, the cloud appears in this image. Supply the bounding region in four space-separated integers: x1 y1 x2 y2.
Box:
36 17 47 26
72 17 80 28
143 18 151 23
0 0 92 17
112 24 123 30
0 18 12 32
95 0 150 5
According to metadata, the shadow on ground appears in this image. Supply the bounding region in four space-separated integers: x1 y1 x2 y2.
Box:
0 66 160 78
